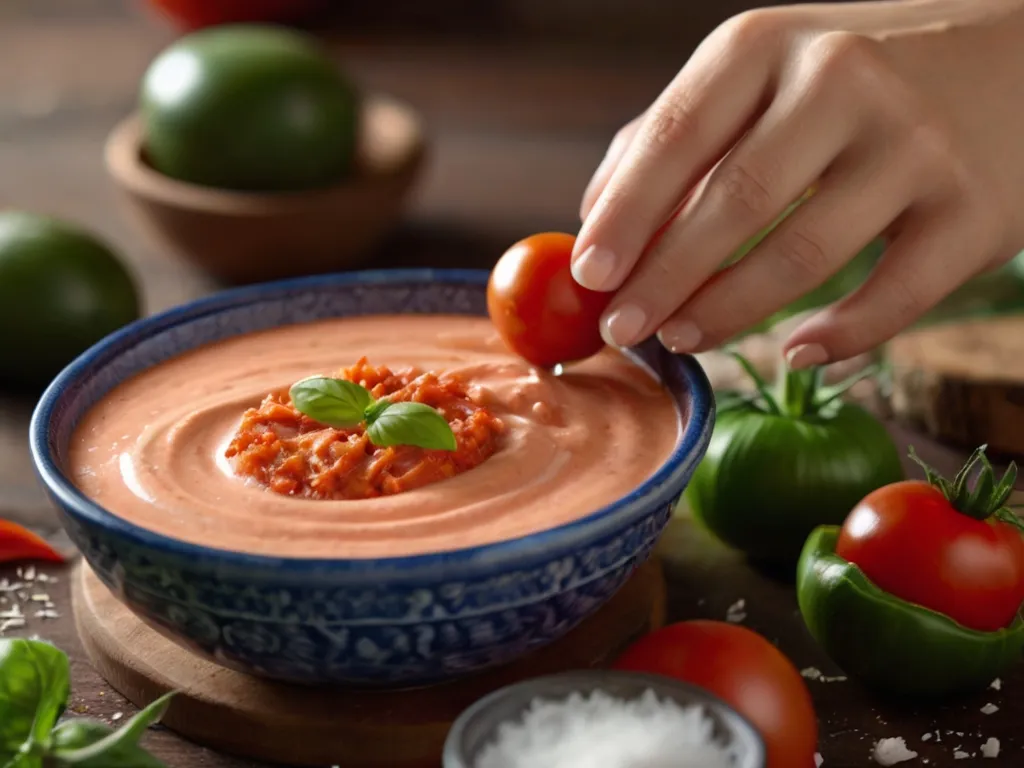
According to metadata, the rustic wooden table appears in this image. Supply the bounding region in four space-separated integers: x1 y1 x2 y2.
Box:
0 3 1020 767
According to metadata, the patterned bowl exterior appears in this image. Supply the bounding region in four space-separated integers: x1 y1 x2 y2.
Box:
30 270 714 687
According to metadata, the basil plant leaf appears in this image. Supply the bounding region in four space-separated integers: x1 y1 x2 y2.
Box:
0 639 70 762
366 402 457 451
289 377 372 428
49 720 166 768
51 692 174 767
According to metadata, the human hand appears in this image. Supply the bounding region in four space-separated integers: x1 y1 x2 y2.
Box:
572 0 1024 368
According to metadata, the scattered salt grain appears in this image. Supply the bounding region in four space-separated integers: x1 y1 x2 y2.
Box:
981 738 1000 758
953 751 969 760
0 618 26 634
801 667 822 680
474 689 739 768
814 752 823 767
725 599 747 623
112 712 123 722
989 678 1001 691
920 734 932 742
873 737 918 765
980 703 999 715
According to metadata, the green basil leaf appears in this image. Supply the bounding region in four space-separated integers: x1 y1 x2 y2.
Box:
49 720 166 768
51 693 173 767
365 402 457 451
289 377 372 428
0 640 69 762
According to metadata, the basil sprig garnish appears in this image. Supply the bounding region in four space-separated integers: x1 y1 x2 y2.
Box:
289 377 457 452
0 638 174 768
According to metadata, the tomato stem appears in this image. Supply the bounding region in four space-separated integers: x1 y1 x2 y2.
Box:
723 348 879 420
723 349 782 416
909 444 1019 522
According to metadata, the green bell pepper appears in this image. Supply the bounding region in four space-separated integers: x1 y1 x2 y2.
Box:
797 526 1024 699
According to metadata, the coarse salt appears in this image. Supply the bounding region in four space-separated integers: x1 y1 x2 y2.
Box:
725 599 747 623
474 689 739 768
873 737 918 765
981 737 1000 758
980 703 998 715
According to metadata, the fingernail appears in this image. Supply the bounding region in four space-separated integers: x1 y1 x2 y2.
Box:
786 343 829 370
571 245 617 290
601 304 647 347
658 321 703 354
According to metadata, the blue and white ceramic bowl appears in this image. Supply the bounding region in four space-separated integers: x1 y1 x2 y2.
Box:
30 270 714 687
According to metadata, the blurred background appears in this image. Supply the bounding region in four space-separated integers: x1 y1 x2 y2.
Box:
1 0 789 313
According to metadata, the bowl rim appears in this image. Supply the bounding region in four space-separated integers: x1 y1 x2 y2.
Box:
441 669 767 768
103 94 427 214
29 268 714 574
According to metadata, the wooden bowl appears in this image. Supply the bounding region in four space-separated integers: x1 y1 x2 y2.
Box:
104 94 427 285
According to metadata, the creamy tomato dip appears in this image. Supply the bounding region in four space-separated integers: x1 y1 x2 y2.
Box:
69 316 679 558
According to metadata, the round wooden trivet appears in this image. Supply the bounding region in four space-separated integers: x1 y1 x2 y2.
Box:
887 315 1024 459
72 560 666 768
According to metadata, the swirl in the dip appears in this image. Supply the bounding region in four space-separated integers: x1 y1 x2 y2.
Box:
69 316 680 558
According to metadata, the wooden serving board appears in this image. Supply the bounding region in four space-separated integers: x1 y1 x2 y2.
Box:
72 560 666 768
887 315 1024 459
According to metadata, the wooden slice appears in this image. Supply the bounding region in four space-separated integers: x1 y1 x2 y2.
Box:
887 315 1024 459
72 560 666 768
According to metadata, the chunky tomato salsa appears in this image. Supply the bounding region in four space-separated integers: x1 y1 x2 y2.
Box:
225 358 505 500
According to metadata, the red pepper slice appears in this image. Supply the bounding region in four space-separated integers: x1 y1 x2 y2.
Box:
0 520 65 564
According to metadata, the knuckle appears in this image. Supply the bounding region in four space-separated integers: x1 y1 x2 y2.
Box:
717 9 784 50
642 99 699 150
612 115 642 149
710 161 775 218
806 31 889 94
774 228 831 280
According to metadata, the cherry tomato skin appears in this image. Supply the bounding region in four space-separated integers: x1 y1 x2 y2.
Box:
146 0 324 29
487 233 612 368
614 621 819 768
836 480 1024 633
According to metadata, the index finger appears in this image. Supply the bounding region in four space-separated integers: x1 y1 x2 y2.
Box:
571 14 782 292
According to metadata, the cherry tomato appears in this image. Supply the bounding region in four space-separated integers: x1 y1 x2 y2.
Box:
614 621 818 768
145 0 325 30
836 479 1024 633
487 233 612 368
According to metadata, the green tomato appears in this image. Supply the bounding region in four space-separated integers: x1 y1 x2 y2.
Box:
140 24 358 192
0 212 140 392
684 361 904 567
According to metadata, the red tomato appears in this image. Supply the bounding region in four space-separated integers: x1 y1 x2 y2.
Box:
145 0 325 29
614 621 818 768
487 233 612 368
836 480 1024 632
